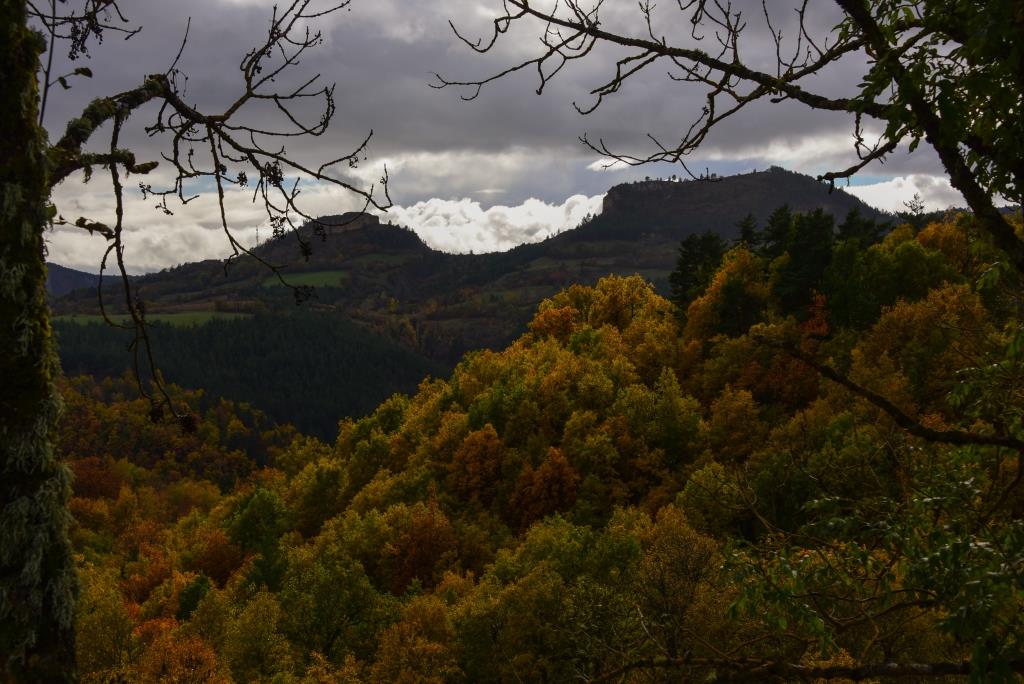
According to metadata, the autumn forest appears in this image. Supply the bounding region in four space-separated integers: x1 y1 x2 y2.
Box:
57 208 1024 682
3 0 1024 682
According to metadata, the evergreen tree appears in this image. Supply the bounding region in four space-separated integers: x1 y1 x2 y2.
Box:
837 207 886 246
773 209 835 315
669 231 727 315
760 204 793 259
735 212 760 247
898 193 928 229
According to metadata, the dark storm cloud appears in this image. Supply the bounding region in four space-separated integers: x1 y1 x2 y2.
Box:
44 0 934 193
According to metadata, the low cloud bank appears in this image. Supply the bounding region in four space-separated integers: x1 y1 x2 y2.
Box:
49 166 997 276
845 174 966 213
47 175 604 273
385 194 604 254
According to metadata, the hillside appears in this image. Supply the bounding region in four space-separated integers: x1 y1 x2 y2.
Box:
52 169 888 432
589 166 879 241
54 313 448 438
45 263 120 298
54 168 886 359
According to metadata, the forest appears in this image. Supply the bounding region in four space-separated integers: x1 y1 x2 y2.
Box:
3 0 1024 681
55 209 1024 681
54 312 448 438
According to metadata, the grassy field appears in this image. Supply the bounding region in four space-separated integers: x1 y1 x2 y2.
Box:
55 312 252 327
261 270 349 288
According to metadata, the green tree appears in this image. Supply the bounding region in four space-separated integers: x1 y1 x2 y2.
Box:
226 487 288 590
772 208 835 315
735 212 759 247
669 230 727 314
73 569 137 682
760 204 793 261
824 224 959 329
279 540 386 662
223 591 294 681
837 207 887 246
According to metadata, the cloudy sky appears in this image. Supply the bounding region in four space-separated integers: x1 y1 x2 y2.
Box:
43 0 971 273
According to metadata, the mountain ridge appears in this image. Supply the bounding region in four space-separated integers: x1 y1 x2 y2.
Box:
52 168 890 432
46 263 120 299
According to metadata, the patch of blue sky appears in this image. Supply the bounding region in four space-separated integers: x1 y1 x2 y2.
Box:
168 174 308 197
843 175 893 186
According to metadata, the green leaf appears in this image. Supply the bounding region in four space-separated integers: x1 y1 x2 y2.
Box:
1006 327 1024 361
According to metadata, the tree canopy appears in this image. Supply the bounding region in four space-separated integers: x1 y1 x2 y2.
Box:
54 218 1024 679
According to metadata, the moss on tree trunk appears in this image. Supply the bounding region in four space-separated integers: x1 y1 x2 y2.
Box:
0 1 77 680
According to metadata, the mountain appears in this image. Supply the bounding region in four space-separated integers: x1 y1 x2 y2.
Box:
51 168 888 432
54 168 886 358
593 166 881 241
46 263 120 298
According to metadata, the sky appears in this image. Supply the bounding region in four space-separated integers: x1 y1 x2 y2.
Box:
43 0 973 273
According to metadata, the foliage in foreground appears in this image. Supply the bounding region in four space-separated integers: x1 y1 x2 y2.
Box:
64 212 1024 682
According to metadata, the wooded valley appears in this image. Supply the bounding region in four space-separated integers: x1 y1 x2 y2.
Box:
58 209 1024 681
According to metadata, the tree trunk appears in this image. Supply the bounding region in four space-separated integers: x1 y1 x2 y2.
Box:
0 1 77 680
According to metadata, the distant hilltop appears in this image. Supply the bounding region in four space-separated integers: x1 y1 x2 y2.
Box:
46 263 120 299
315 211 381 234
598 166 884 241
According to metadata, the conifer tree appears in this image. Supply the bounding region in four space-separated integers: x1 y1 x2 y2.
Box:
735 212 759 247
668 231 727 315
760 204 793 260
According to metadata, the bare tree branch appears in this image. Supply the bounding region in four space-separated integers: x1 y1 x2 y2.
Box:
763 339 1024 451
438 0 1024 263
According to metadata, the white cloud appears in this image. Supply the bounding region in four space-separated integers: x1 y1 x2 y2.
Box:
46 170 604 272
385 194 604 254
586 158 630 172
46 172 372 273
844 174 966 213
